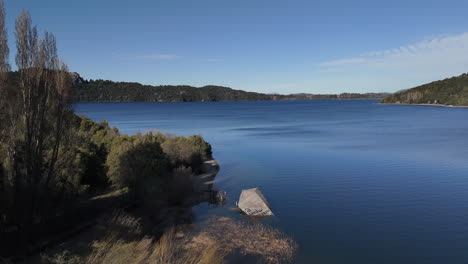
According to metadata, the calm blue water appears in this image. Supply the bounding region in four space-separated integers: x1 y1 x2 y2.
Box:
76 100 468 264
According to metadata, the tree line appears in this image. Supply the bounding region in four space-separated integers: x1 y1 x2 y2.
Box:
381 73 468 106
5 72 391 103
72 76 273 102
66 74 388 102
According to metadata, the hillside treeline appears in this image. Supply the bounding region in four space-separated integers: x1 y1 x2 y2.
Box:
71 77 390 102
381 73 468 106
5 71 390 103
73 76 273 102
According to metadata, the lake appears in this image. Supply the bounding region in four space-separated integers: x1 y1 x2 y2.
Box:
75 100 468 264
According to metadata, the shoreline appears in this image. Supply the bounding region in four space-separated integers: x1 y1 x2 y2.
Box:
378 102 468 108
74 98 385 104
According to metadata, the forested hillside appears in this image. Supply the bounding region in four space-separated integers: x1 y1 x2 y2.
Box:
71 74 389 102
5 72 390 102
381 73 468 106
72 74 272 102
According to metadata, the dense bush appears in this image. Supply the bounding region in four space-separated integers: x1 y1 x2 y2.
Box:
1 110 214 254
167 166 193 202
52 117 214 198
161 135 212 171
105 132 212 198
107 139 169 192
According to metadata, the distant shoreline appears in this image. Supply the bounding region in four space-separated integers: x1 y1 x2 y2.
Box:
379 102 468 108
74 98 383 104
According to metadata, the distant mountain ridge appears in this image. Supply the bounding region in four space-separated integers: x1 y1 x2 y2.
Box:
70 73 390 102
3 71 390 102
381 73 468 106
72 77 272 102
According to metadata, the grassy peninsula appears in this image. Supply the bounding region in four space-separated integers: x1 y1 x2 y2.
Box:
381 73 468 106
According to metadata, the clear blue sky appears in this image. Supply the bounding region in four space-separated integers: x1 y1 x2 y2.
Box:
5 0 468 94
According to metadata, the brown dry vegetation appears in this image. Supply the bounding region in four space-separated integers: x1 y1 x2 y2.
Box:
185 217 298 264
38 212 226 264
36 212 297 264
86 231 226 264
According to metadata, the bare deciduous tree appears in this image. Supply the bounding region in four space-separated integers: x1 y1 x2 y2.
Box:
0 0 10 230
0 0 8 75
0 0 10 133
0 7 73 253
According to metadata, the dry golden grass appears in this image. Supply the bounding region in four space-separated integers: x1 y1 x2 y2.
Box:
84 211 226 264
185 217 298 264
86 230 226 264
38 210 226 264
40 250 82 264
38 212 297 264
90 188 128 201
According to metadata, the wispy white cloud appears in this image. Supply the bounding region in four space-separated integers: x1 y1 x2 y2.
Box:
318 32 468 73
198 58 224 62
135 54 180 60
319 57 367 67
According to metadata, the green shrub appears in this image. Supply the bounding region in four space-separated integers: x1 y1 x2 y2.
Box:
167 166 193 203
106 140 169 194
161 135 212 171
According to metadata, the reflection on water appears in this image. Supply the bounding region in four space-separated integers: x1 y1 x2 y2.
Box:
76 100 468 264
